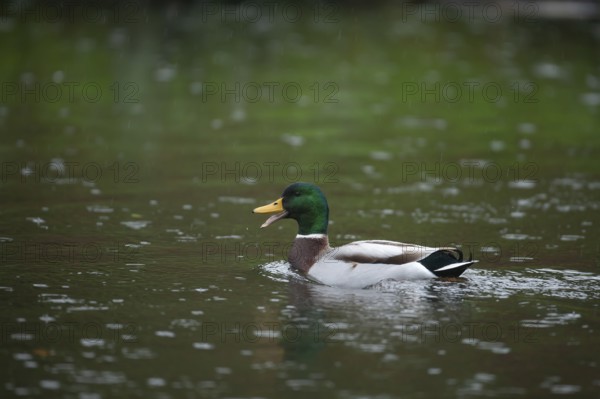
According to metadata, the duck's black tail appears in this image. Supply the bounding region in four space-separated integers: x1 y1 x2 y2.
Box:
419 249 477 278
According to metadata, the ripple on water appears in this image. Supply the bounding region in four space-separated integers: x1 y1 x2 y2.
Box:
550 385 581 394
508 180 537 189
218 196 256 204
80 338 105 348
40 380 60 390
177 236 198 243
74 370 126 384
40 293 79 304
193 342 215 350
286 379 316 390
466 339 511 355
33 283 49 288
541 376 582 395
465 269 600 300
67 306 109 313
560 234 585 241
121 221 151 230
509 257 534 263
170 319 201 329
501 233 540 240
86 205 114 213
26 216 46 226
121 347 154 359
155 330 175 338
520 311 581 328
259 261 307 283
147 378 166 387
456 372 505 397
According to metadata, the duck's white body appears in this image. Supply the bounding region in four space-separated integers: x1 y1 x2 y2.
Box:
291 235 476 289
308 259 440 289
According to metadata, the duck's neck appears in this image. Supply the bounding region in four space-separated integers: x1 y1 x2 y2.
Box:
289 234 330 273
296 207 329 236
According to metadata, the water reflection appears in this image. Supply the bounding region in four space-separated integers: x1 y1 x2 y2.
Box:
251 260 600 396
262 261 600 362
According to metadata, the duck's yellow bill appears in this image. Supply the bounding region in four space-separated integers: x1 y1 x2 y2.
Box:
253 197 284 214
253 197 288 228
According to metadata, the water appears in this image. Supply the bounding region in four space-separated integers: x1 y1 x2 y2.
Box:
1 2 600 398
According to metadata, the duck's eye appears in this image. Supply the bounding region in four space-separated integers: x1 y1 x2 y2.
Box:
294 191 301 196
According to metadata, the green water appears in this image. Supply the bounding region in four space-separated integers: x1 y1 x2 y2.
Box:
1 2 599 398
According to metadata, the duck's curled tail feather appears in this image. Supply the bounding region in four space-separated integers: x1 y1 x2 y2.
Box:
419 249 476 278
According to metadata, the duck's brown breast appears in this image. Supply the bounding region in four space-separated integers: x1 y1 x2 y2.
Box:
288 235 330 273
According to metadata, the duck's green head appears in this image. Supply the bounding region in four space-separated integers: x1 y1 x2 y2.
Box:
253 182 329 235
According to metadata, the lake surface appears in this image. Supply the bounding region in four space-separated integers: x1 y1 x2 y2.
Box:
1 2 599 398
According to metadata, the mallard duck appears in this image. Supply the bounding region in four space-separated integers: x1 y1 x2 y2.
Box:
253 182 476 289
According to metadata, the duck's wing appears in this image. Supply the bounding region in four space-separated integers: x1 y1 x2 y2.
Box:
330 240 473 278
331 240 461 264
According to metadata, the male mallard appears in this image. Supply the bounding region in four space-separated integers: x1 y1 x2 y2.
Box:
253 182 476 289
